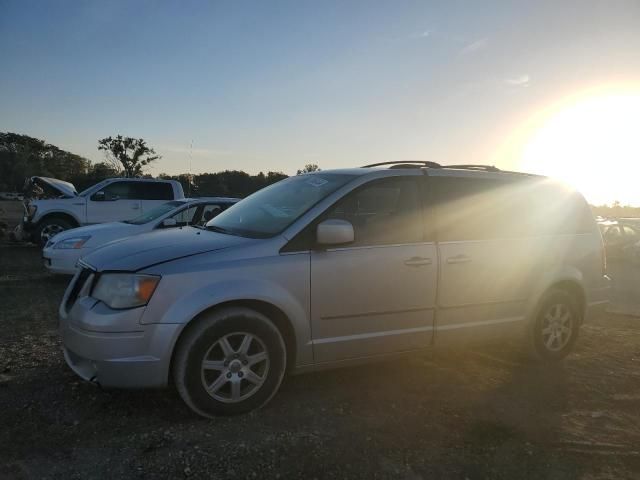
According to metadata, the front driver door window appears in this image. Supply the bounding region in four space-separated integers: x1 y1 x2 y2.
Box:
87 181 142 223
170 206 198 227
309 176 437 362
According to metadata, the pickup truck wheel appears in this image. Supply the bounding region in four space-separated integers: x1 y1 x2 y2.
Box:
35 217 74 246
531 289 580 361
173 307 286 417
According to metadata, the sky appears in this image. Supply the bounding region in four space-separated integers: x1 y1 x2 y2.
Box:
1 0 639 204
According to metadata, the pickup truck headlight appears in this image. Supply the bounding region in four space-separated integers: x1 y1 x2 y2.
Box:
53 236 91 249
92 274 160 309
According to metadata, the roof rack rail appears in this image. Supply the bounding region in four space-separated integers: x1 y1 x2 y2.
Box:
361 160 442 169
444 164 500 172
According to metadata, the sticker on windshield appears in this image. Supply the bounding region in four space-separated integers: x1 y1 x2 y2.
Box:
306 177 328 187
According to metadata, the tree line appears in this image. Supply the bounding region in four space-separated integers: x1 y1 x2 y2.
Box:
3 131 634 216
0 132 292 198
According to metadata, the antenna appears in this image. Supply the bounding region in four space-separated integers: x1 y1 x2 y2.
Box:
188 140 193 197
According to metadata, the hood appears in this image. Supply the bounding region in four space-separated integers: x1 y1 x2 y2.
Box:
80 227 255 272
31 176 77 197
49 222 140 245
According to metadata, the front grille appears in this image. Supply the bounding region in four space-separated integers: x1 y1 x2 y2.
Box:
65 268 92 311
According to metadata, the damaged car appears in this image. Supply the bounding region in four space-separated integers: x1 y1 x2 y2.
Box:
17 176 185 246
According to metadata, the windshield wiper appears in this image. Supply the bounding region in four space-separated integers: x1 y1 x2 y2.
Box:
206 225 235 235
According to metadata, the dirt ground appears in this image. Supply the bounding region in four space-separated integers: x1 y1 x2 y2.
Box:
1 245 640 479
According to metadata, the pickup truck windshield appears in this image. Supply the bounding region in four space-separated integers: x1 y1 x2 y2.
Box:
206 174 355 238
124 201 186 225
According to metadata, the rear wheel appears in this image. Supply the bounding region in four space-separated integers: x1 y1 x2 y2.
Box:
530 289 581 361
173 307 286 417
34 217 74 246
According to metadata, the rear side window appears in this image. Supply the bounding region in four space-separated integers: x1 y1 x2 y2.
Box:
200 204 223 225
134 182 174 200
431 176 594 241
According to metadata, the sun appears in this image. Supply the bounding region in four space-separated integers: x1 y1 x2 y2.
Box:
513 87 640 206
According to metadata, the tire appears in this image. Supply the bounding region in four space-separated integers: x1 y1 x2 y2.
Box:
34 217 74 247
173 307 287 417
529 289 581 362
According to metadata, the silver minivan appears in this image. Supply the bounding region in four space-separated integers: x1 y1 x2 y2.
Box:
59 162 610 417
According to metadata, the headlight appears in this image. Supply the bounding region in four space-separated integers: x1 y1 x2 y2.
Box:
92 273 160 309
53 236 91 249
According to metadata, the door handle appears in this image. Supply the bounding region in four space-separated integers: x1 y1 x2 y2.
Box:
404 256 432 267
446 254 471 264
132 204 140 209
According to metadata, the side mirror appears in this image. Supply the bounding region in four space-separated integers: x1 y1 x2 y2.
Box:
162 218 178 228
91 191 106 202
316 219 354 246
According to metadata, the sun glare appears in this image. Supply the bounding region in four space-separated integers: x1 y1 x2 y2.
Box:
514 88 640 206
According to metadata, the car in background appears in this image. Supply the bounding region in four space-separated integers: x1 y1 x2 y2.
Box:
619 217 640 229
18 176 185 246
43 197 238 274
599 219 640 261
0 192 24 201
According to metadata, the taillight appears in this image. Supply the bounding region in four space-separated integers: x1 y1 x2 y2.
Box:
600 237 607 276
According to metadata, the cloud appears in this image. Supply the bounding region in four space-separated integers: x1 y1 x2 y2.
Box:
414 30 432 38
392 29 433 42
504 74 531 87
460 37 488 55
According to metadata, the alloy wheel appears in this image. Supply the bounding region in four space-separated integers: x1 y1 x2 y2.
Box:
200 332 270 403
41 224 65 243
541 303 573 352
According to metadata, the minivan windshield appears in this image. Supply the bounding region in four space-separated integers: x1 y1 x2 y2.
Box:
124 200 186 225
206 174 355 238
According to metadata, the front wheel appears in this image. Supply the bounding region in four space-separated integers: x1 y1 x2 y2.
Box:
531 289 581 361
34 217 74 247
173 307 286 417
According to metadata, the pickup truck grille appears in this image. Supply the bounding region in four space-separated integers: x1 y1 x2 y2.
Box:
65 268 93 311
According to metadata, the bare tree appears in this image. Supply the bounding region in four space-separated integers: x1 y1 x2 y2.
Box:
98 135 160 177
297 163 321 175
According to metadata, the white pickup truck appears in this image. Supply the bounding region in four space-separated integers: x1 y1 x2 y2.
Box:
19 177 185 245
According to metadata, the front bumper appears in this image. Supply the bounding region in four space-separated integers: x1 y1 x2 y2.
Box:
60 283 182 389
43 247 84 275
